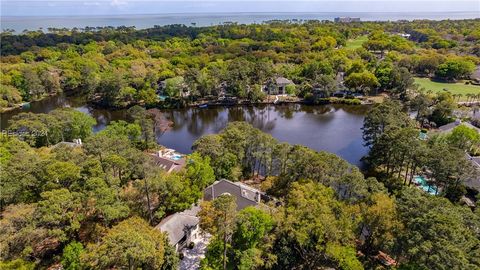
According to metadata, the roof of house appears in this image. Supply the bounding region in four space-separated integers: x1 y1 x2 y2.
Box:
150 154 186 173
466 155 480 191
203 179 264 210
275 77 294 85
51 141 82 149
156 206 200 246
437 120 480 133
376 251 397 266
471 66 480 80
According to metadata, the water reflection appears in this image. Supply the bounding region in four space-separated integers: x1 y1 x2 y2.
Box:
1 94 369 166
158 104 369 166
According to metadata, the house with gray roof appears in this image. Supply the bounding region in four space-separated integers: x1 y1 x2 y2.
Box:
263 76 295 95
471 65 480 83
156 206 201 252
52 139 83 148
437 119 480 133
203 179 265 210
466 154 480 192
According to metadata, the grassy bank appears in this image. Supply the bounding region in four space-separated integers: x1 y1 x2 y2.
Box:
414 77 480 101
345 35 368 50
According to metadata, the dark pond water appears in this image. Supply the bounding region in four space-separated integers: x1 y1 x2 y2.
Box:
1 94 369 166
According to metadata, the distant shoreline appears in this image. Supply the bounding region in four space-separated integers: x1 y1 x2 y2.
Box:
2 12 479 33
3 10 478 18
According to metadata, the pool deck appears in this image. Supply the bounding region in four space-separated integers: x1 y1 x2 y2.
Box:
413 176 438 195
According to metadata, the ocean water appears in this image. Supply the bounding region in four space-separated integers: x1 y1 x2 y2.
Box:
2 12 479 32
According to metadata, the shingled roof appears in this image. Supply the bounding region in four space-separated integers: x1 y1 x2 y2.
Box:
203 179 264 210
275 76 294 85
156 206 200 246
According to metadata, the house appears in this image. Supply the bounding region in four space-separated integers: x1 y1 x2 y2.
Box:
471 65 480 83
52 138 82 148
394 33 411 38
156 206 201 252
465 154 480 192
334 17 361 23
375 251 397 266
263 77 295 95
149 149 186 173
157 77 190 98
436 119 480 133
203 179 265 210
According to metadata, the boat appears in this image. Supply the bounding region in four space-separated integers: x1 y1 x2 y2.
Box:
198 103 208 108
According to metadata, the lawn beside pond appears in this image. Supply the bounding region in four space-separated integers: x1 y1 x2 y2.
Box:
345 35 368 49
414 77 480 101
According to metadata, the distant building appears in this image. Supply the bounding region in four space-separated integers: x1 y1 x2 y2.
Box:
334 17 361 23
466 154 480 192
156 206 201 252
149 149 186 173
396 33 411 38
436 119 480 134
263 76 295 95
203 179 266 210
471 66 480 83
52 138 82 148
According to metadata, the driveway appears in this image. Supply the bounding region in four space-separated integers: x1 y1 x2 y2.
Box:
179 234 211 270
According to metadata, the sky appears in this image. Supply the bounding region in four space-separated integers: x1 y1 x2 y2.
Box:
2 0 480 16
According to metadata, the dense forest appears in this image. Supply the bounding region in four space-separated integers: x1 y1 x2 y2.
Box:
1 19 479 110
1 107 480 269
1 19 480 270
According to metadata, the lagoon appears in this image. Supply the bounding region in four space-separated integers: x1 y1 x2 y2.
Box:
0 94 369 166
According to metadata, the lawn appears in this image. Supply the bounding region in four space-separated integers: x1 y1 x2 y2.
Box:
414 77 480 101
345 35 368 50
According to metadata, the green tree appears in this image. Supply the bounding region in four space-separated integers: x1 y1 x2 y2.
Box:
445 124 480 151
199 195 237 270
164 76 185 97
435 59 475 81
0 259 35 270
186 152 215 191
231 207 274 269
272 181 362 269
430 92 457 126
61 241 84 270
36 189 83 241
84 177 130 225
82 217 171 270
21 67 45 99
360 193 402 254
395 188 480 269
344 71 379 95
362 100 413 146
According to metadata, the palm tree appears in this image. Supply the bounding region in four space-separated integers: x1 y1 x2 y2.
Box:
466 93 472 103
452 94 458 102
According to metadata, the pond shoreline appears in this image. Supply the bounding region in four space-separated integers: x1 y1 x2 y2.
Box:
1 93 370 167
1 90 376 116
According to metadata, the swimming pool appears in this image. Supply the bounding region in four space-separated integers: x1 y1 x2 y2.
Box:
413 176 438 195
170 154 183 161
